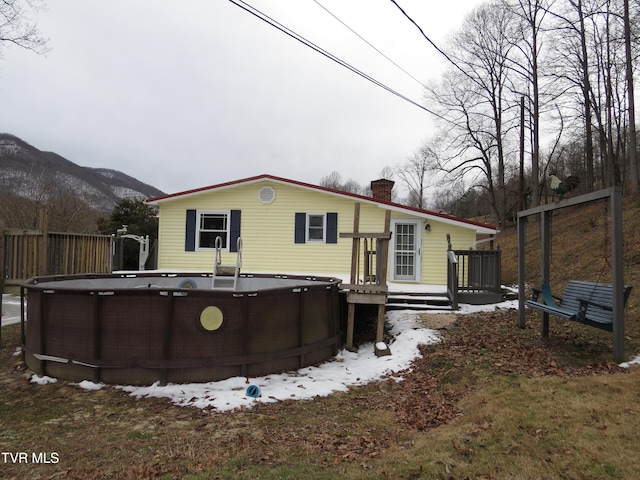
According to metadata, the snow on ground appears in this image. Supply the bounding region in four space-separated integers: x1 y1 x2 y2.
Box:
6 289 638 412
116 309 444 412
1 294 21 327
115 300 526 412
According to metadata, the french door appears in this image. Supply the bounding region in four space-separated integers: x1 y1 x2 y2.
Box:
391 220 421 281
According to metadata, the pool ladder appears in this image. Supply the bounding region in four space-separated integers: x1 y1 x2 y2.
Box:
211 236 243 289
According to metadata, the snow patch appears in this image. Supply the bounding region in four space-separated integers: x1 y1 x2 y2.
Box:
30 375 58 385
75 380 105 391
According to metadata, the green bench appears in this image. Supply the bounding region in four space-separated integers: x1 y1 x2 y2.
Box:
525 280 632 332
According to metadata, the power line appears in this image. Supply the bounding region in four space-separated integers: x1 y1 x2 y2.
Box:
312 0 426 88
227 0 447 120
387 0 470 81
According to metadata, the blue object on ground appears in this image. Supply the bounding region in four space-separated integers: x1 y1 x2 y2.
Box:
246 384 261 398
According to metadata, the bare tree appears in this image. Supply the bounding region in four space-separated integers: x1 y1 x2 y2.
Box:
47 188 101 233
319 171 342 190
546 0 597 192
502 0 555 207
0 0 48 56
409 0 639 217
318 171 363 194
587 0 629 187
395 144 435 209
424 1 520 226
623 0 638 192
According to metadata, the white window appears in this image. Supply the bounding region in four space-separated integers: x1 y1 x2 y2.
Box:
197 211 229 250
307 214 325 242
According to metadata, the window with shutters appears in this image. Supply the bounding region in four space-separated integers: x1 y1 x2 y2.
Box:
307 214 325 242
294 212 338 244
197 210 229 250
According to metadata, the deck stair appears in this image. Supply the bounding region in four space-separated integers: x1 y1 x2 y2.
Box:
340 204 392 353
386 291 454 310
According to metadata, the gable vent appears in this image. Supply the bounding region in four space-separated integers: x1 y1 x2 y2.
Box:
258 186 276 204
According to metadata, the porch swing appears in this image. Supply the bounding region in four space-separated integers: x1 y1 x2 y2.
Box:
517 187 632 362
526 201 632 331
527 280 632 332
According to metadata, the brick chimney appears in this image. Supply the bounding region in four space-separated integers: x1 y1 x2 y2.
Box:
370 179 394 202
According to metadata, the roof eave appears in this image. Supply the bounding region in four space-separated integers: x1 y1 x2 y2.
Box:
146 173 499 233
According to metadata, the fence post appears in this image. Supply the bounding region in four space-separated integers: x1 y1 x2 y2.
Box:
38 209 48 276
0 219 4 347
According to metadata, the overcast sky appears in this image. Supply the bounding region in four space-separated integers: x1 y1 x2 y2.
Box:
0 0 482 196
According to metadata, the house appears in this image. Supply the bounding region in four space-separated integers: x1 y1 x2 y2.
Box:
146 174 498 287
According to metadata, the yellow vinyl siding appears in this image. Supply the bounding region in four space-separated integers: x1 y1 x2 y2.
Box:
420 220 476 285
155 179 482 285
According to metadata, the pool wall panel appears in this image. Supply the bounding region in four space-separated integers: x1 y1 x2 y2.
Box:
22 273 344 385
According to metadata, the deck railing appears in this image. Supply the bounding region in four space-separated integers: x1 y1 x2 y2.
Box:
454 249 502 292
447 248 502 308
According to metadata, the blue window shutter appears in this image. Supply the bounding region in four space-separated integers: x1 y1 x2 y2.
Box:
185 210 196 251
294 213 306 243
230 210 241 252
326 213 338 243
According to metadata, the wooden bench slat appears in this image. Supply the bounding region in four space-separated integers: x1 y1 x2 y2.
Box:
526 280 632 332
524 300 576 320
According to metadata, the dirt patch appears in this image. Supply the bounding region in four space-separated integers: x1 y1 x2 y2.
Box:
415 312 458 330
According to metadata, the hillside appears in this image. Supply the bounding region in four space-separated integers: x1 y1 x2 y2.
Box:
496 193 640 343
0 133 165 213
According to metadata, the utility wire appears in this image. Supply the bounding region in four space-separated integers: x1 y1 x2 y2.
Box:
227 0 447 120
312 0 426 88
387 0 472 82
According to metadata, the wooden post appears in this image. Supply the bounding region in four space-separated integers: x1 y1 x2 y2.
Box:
342 205 391 353
0 219 4 347
346 204 360 351
37 208 48 276
346 303 356 352
516 215 527 331
541 210 551 337
375 210 391 344
611 187 624 362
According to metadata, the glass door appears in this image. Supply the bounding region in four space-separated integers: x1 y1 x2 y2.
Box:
392 220 421 281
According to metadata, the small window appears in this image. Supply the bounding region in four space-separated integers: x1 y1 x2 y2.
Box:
307 214 325 242
294 212 338 244
198 211 229 249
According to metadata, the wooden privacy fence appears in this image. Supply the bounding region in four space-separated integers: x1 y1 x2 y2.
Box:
1 226 113 289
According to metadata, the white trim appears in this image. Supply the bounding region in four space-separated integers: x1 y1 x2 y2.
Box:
378 204 496 234
389 219 422 282
306 213 326 243
195 210 230 251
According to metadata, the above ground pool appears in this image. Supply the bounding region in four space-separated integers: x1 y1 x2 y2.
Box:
21 272 343 385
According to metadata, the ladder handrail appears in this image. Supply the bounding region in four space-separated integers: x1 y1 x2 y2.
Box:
233 237 243 290
211 236 243 290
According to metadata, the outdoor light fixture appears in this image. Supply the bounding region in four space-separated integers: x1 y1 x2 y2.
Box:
424 223 431 231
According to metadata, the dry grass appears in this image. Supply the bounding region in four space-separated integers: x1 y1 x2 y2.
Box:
2 193 640 479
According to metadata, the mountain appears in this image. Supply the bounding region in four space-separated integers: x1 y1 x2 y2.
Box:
0 133 165 213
